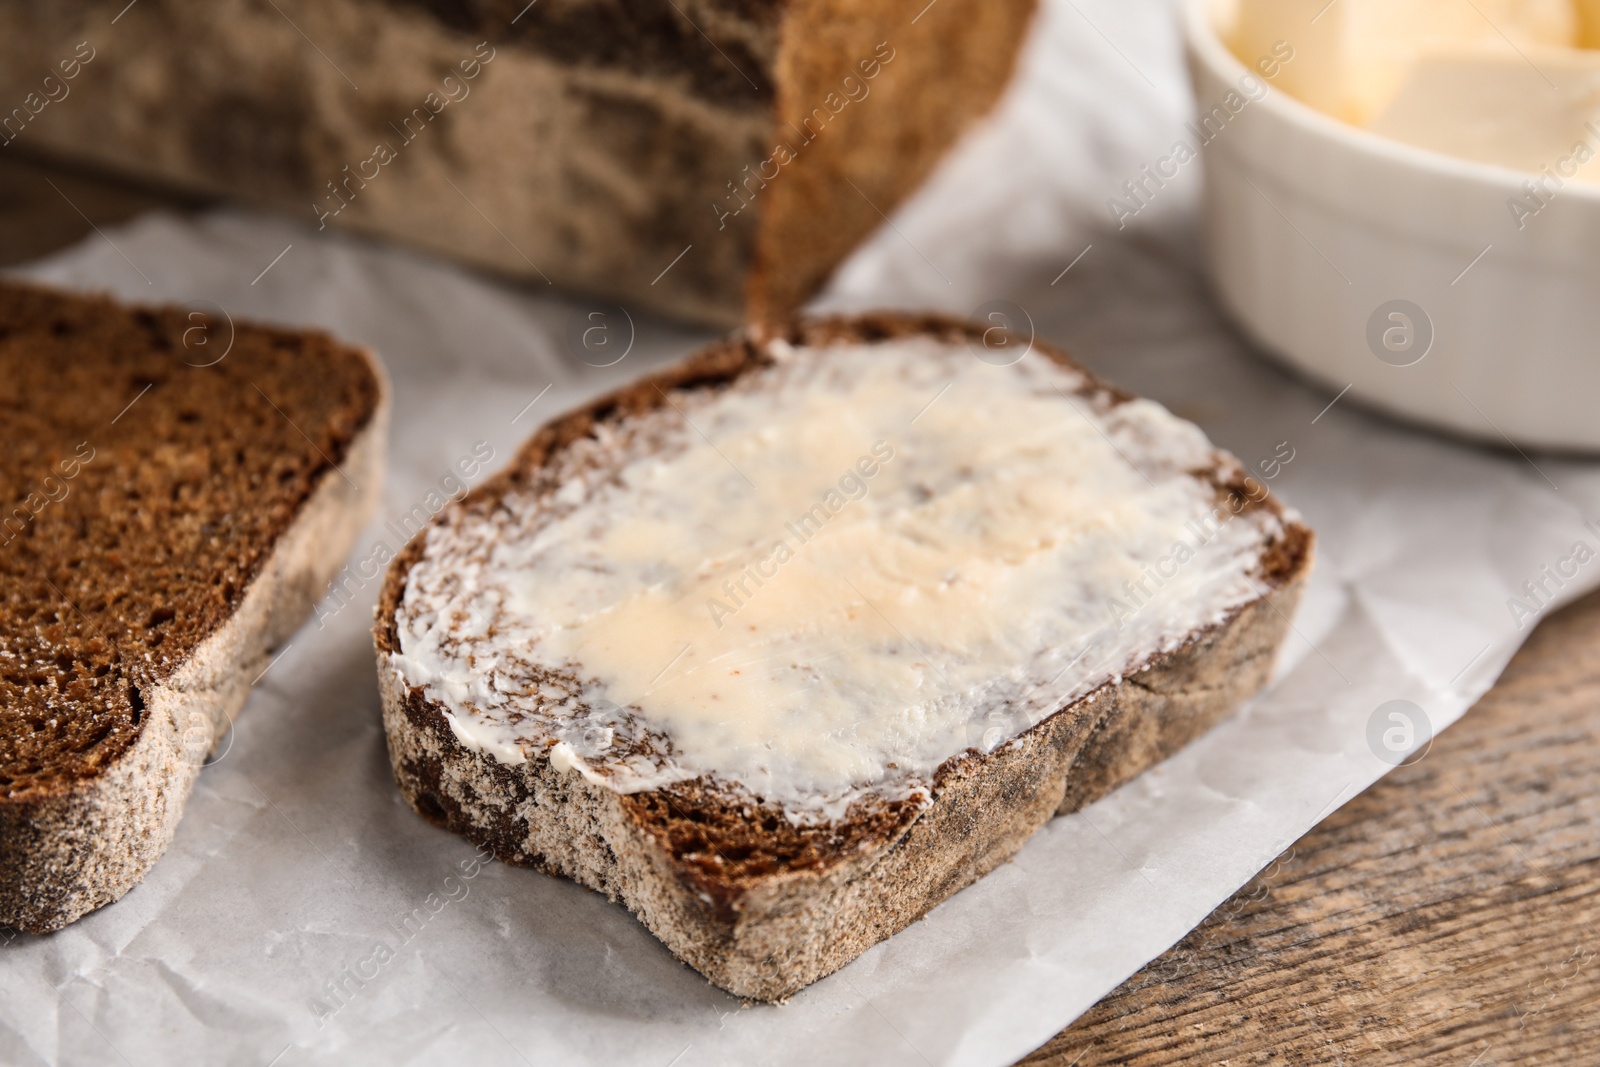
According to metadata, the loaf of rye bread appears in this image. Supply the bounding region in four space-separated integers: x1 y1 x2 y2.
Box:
0 279 387 932
373 314 1314 1000
0 0 1037 326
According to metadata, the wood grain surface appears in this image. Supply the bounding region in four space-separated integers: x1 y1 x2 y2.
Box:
2 151 1594 1067
1021 588 1600 1065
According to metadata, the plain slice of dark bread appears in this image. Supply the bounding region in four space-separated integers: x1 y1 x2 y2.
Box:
0 279 387 932
373 313 1312 1000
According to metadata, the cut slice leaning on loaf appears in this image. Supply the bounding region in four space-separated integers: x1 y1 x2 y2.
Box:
0 280 387 932
374 314 1312 1000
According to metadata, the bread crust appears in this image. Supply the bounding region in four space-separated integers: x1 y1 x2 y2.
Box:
0 0 1037 327
373 314 1312 999
0 353 388 934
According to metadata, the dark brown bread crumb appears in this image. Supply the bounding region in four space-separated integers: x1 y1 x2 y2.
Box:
0 280 381 801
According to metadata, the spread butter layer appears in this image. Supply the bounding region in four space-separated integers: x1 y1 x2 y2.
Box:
392 337 1283 819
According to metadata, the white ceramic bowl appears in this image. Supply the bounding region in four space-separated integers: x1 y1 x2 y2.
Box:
1184 0 1600 451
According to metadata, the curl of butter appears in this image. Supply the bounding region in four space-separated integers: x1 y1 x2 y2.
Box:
549 741 609 786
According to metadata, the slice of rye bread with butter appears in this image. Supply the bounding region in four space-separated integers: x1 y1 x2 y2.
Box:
374 313 1313 1000
0 279 387 932
0 0 1037 327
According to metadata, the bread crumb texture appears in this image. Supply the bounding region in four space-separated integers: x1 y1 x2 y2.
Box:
0 280 378 800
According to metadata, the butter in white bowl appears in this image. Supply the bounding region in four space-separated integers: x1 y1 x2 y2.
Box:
1185 0 1600 450
1223 0 1600 182
1369 48 1600 186
1230 0 1577 123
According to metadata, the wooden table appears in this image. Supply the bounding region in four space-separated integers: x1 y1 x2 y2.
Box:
1024 590 1600 1066
5 153 1596 1067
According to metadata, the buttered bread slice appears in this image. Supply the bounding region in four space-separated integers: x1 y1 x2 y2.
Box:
374 314 1312 1000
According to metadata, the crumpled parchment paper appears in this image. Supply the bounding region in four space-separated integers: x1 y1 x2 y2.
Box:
6 0 1600 1063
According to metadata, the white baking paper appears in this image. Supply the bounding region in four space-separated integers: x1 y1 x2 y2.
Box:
6 0 1600 1064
